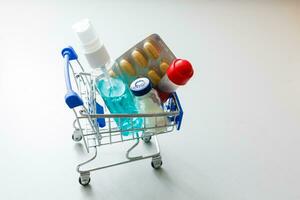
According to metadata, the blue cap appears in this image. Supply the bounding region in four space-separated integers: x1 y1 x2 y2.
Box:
130 77 152 96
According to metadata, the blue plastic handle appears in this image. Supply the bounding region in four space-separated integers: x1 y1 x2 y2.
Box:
166 93 183 130
61 46 106 128
96 102 106 127
173 92 184 130
61 47 83 109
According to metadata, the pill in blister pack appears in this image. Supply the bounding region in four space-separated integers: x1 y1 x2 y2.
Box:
159 61 169 74
120 59 136 76
143 41 160 59
110 34 176 87
131 50 148 67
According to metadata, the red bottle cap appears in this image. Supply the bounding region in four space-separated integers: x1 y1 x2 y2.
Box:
167 59 194 85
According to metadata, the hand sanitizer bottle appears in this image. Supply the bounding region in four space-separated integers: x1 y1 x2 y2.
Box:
72 19 142 136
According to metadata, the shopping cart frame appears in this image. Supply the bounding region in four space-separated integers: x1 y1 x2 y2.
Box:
62 46 184 186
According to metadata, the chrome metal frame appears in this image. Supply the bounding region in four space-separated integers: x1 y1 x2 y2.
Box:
69 60 181 185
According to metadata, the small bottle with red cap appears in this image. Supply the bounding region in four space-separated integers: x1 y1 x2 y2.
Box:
157 59 194 102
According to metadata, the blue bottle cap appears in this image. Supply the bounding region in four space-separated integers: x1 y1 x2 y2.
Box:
130 77 152 96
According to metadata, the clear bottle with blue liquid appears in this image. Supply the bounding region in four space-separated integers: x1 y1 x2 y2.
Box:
73 19 142 136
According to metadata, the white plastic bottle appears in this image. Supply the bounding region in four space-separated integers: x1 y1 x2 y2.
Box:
130 77 167 133
72 19 110 71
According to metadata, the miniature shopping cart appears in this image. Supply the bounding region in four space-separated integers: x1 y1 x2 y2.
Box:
62 47 184 186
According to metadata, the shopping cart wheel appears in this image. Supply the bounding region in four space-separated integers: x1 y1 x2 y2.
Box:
79 174 90 186
142 136 152 143
72 130 82 142
151 156 162 169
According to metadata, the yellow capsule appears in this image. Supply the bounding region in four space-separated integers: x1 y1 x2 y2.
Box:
160 62 169 74
131 50 148 67
108 69 116 77
120 59 136 76
143 41 159 59
147 70 161 86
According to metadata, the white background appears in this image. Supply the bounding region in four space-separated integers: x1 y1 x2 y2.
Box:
0 0 300 199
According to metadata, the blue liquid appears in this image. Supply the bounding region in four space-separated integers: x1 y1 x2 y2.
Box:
96 78 143 136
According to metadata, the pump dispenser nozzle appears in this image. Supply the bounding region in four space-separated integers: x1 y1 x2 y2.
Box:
72 19 110 69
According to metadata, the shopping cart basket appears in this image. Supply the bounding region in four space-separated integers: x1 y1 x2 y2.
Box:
61 47 184 186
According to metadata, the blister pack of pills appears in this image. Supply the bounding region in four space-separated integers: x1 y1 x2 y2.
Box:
109 34 176 87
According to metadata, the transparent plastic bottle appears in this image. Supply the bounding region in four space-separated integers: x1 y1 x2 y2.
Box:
94 66 142 136
73 19 142 135
130 77 167 134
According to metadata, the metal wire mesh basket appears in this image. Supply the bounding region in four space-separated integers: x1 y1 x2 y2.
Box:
62 47 184 186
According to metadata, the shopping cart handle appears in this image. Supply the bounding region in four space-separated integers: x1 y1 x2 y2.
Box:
62 47 83 109
173 92 184 130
